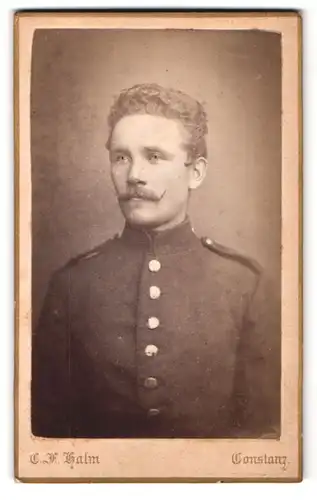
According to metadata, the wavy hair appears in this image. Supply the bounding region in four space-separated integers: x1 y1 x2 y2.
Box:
106 83 208 160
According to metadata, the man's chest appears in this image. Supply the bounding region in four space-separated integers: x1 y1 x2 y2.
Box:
69 249 244 399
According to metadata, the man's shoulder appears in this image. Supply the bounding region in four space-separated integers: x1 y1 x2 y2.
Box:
200 236 263 277
61 233 121 272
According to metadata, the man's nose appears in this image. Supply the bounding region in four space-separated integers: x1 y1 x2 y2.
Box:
127 160 147 185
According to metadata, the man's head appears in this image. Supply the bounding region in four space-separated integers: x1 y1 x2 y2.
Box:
106 83 208 231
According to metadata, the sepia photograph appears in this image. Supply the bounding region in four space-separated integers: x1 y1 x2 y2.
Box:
15 12 301 481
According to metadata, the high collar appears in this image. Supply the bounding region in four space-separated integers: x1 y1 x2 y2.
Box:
120 217 201 256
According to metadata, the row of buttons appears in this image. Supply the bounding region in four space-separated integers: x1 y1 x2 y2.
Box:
145 260 162 417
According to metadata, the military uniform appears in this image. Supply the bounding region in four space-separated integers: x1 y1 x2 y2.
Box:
31 219 280 438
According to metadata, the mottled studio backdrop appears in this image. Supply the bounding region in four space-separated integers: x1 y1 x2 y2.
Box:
31 29 281 324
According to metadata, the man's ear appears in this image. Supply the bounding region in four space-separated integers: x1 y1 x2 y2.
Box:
188 157 208 190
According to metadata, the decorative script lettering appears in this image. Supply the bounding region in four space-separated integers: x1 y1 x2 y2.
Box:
232 452 288 471
29 452 100 468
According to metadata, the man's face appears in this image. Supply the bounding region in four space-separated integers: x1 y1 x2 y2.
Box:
109 114 204 231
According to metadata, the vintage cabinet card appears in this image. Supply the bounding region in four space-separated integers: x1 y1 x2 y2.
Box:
14 11 302 482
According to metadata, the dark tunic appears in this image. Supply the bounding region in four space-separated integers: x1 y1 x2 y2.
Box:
31 219 281 438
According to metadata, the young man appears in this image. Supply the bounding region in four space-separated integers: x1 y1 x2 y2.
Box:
32 83 281 438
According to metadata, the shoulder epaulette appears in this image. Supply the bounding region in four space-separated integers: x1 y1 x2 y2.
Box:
201 236 263 275
65 233 119 268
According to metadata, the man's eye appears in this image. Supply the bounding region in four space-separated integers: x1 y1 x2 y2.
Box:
147 152 163 163
112 154 130 164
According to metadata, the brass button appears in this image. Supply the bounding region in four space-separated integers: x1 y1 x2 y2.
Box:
149 286 161 299
144 377 158 389
145 344 158 357
147 317 160 329
148 408 160 417
148 259 161 272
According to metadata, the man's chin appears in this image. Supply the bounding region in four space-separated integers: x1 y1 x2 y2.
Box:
121 207 163 230
124 214 160 229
